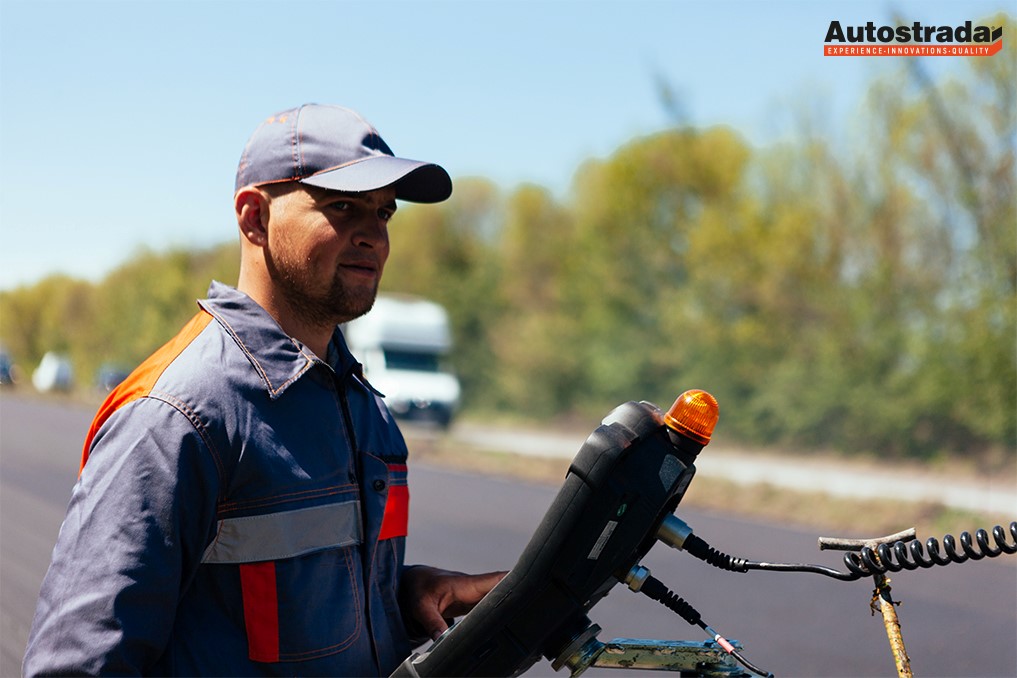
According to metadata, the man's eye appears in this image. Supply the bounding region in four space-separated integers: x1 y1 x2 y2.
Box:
379 210 394 222
330 201 351 211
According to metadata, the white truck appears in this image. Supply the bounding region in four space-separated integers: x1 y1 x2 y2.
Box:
342 294 461 428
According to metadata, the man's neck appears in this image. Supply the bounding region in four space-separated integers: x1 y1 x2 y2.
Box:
237 279 333 360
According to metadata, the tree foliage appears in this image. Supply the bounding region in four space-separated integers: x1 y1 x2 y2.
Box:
1 243 239 388
2 26 1013 462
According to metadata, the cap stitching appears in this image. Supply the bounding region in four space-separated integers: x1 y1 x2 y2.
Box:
236 118 270 189
346 108 384 153
290 108 301 180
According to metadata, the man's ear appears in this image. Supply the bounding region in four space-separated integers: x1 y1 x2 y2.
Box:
234 187 269 246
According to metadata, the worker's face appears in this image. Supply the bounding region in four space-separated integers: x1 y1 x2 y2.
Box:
263 184 395 325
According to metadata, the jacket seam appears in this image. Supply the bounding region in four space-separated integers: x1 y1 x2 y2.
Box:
147 390 225 485
218 484 360 513
365 450 395 596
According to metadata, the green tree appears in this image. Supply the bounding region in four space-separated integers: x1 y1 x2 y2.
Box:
0 243 241 389
1 275 96 383
565 126 753 411
488 184 581 414
381 177 503 405
2 23 1012 465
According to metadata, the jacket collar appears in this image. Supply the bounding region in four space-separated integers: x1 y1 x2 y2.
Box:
199 281 364 399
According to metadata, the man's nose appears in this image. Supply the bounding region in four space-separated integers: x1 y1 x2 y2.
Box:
353 217 389 249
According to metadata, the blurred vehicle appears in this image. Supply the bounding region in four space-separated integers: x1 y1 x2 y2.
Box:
342 294 461 428
96 364 131 392
32 352 74 392
0 347 15 385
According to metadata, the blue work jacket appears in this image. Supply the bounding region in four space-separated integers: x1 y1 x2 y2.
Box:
24 282 416 676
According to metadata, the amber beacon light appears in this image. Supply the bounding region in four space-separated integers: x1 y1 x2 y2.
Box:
663 390 719 445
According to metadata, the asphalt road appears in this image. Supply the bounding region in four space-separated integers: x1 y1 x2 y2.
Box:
2 393 1015 677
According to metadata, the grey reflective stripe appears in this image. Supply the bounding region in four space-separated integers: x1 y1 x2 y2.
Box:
201 500 362 564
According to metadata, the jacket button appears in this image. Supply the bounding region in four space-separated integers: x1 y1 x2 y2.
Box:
373 479 387 492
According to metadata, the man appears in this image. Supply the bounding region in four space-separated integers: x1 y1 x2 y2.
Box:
23 104 503 676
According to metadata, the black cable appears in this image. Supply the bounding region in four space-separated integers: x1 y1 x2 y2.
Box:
682 522 1017 582
640 576 702 625
683 534 750 572
639 575 774 678
682 532 856 580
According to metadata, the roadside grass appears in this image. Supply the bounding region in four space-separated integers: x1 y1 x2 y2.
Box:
407 430 1015 543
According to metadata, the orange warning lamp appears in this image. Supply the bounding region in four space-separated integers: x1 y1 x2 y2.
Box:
663 390 719 445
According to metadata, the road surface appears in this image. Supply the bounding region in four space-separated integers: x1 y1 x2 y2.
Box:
2 394 1015 677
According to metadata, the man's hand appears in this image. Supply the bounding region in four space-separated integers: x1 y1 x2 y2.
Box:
400 565 507 640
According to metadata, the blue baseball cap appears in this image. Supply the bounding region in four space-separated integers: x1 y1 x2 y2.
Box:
235 104 452 203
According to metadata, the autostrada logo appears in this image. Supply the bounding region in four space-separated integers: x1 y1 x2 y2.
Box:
824 19 1003 56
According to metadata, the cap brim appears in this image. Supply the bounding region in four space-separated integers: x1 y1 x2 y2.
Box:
299 156 452 204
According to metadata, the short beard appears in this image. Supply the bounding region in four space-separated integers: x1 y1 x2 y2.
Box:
265 249 378 329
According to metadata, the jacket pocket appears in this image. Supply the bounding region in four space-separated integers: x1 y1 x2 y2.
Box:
239 546 366 662
203 501 367 663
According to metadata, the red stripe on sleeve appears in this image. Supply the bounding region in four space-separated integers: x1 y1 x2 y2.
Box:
239 561 280 663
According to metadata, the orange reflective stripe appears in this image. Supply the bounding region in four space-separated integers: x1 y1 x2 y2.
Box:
79 310 213 473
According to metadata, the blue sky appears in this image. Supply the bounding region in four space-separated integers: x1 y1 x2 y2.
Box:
0 0 1011 290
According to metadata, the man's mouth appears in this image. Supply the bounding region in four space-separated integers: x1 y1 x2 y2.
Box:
341 261 379 277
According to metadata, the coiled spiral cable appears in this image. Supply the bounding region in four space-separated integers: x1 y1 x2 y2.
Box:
675 521 1017 582
843 522 1017 578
